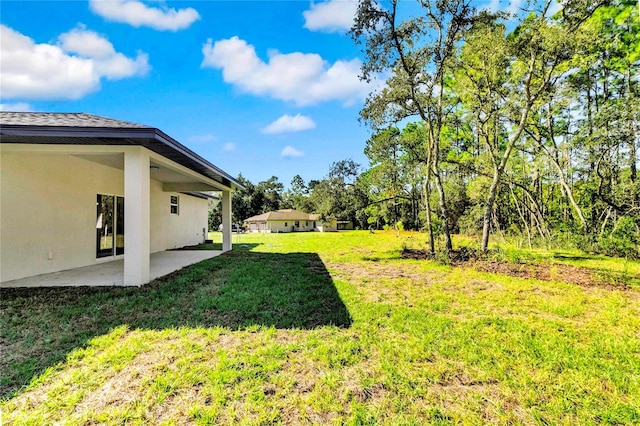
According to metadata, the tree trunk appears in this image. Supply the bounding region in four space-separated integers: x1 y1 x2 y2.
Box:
424 180 435 254
557 166 588 231
626 66 638 206
523 189 551 240
481 166 501 251
533 120 589 232
480 92 532 251
510 185 532 249
433 168 453 252
423 146 435 254
599 207 612 238
586 77 598 234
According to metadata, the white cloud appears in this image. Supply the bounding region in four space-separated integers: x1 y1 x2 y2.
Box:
0 25 149 100
546 0 564 17
201 36 369 106
0 102 32 112
58 25 115 58
483 0 501 13
223 142 236 152
281 145 304 158
89 0 200 31
262 114 316 134
189 133 217 143
507 0 524 14
303 0 358 33
482 0 526 15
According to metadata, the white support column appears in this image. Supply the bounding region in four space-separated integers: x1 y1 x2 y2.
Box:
124 148 150 286
221 189 232 252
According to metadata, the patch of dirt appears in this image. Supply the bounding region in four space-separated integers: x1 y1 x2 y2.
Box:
434 368 499 389
427 380 531 424
401 246 480 263
472 261 631 290
401 248 633 291
400 248 435 260
72 347 173 415
346 383 386 403
327 261 439 283
145 387 200 424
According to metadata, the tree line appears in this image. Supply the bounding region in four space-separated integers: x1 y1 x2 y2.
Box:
208 158 368 231
211 0 638 259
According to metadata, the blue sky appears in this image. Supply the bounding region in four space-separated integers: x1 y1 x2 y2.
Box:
0 0 545 187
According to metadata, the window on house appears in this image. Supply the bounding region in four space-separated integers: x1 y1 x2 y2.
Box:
170 195 179 215
284 222 288 227
306 221 308 226
295 221 300 227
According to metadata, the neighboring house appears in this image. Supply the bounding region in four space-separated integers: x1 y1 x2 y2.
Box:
0 112 240 286
245 209 337 233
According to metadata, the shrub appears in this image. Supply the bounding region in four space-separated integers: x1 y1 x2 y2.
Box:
594 216 640 259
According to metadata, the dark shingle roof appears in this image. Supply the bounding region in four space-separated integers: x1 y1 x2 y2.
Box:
246 209 315 222
0 112 151 128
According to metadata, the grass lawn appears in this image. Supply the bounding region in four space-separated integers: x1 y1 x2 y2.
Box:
2 231 639 424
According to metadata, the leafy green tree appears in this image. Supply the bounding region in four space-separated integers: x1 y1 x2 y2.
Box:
309 159 369 227
284 174 315 212
556 0 639 253
364 128 403 226
290 174 308 196
231 174 255 223
364 125 431 234
225 174 288 223
351 0 482 254
208 198 221 231
455 2 606 250
256 176 285 213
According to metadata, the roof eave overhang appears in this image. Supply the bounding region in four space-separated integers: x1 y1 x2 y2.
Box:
181 191 219 200
0 125 244 190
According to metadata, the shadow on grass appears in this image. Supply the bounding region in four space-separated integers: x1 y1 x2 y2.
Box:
0 246 351 399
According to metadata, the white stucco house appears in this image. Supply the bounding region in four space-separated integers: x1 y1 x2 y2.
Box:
245 209 337 233
0 112 240 287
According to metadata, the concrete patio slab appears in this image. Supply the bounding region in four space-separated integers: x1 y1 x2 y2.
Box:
0 250 223 288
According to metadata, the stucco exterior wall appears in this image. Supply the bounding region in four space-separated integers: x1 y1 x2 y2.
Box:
247 222 261 232
1 152 208 282
273 219 313 233
266 220 294 233
297 220 314 232
150 180 207 252
316 220 337 232
1 152 124 281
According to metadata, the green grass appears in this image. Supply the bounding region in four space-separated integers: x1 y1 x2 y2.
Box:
2 231 640 424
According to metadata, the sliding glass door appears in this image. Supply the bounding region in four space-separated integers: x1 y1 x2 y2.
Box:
96 194 124 258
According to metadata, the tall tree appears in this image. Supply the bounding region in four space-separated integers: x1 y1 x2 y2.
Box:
286 174 315 212
351 0 479 253
456 1 605 250
256 176 284 213
364 125 432 235
231 174 256 223
364 128 403 226
309 159 369 227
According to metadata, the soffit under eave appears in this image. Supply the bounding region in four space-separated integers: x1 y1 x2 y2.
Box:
0 131 237 190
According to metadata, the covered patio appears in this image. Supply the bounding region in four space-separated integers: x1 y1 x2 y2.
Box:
0 250 223 288
1 112 241 287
